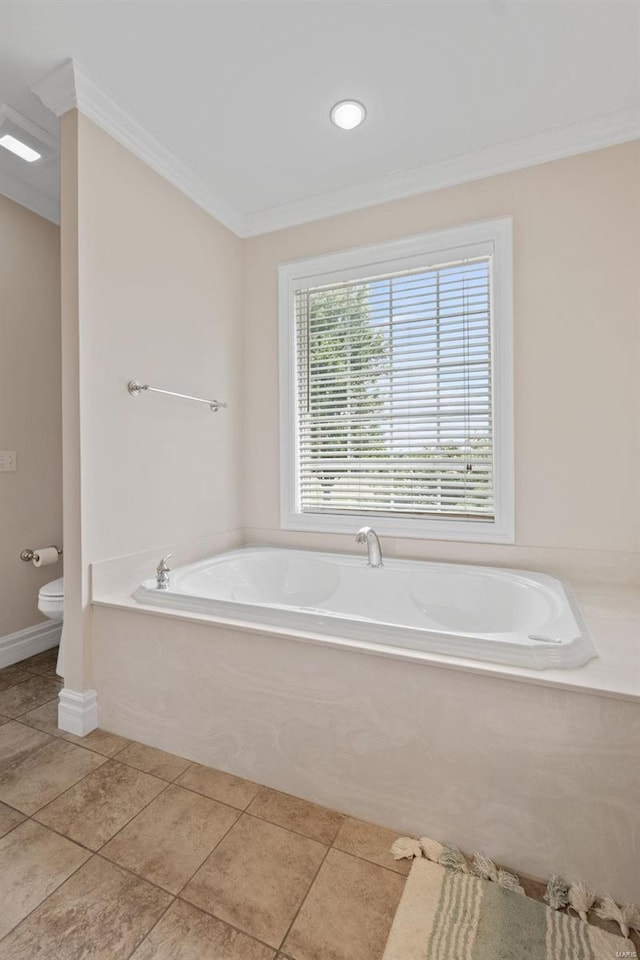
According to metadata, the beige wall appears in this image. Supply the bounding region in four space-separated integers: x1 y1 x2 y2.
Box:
78 115 243 559
60 113 244 689
243 142 640 581
0 194 62 635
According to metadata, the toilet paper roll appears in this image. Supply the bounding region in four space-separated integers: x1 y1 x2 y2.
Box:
32 547 59 568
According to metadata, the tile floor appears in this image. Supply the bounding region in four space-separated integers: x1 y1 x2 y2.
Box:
0 648 635 959
0 648 407 960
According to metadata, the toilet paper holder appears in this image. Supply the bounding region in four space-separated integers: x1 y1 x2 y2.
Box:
20 545 63 562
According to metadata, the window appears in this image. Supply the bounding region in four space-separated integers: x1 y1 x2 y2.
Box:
279 218 513 542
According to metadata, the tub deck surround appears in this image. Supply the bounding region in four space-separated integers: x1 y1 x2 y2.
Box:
89 548 639 901
91 550 638 702
4 688 634 959
131 547 597 671
92 602 640 904
89 528 244 599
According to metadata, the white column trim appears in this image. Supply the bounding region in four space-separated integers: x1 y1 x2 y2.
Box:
58 688 98 736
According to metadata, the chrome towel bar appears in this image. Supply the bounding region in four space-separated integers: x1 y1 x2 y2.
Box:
127 380 228 412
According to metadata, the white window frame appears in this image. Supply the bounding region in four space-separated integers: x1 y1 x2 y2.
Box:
278 217 514 544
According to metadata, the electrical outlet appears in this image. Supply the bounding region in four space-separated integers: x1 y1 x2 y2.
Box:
0 451 16 472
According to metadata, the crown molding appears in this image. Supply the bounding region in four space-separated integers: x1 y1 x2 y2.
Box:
30 59 640 239
0 169 59 223
31 59 77 117
31 59 245 236
243 107 640 236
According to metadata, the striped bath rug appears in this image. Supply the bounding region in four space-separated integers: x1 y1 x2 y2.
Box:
383 858 635 960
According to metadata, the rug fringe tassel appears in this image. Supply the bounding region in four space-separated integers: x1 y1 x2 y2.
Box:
392 836 524 888
390 835 639 936
497 869 525 895
544 878 640 934
419 837 445 863
471 852 524 894
438 844 469 873
471 851 498 882
544 875 571 910
567 881 596 922
390 837 422 861
595 895 640 939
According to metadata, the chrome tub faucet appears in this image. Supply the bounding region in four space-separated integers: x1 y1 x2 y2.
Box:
355 527 383 568
156 554 172 590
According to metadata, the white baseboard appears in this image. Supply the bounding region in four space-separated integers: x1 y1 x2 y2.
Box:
58 688 98 736
0 621 62 669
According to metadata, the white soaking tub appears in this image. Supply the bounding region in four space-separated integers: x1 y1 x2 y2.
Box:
132 547 597 670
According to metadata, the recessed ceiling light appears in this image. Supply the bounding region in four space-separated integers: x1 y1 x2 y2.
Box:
330 100 367 130
0 133 41 162
0 105 57 164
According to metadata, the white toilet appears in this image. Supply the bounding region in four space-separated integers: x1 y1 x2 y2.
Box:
37 577 64 677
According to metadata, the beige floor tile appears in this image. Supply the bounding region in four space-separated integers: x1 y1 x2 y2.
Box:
130 897 276 960
102 783 239 893
332 817 410 875
0 854 172 960
0 666 33 692
247 788 344 845
176 763 260 810
18 698 59 735
18 647 60 677
0 820 90 939
20 701 132 756
283 849 404 960
62 727 132 757
35 759 166 849
0 720 51 767
0 675 60 718
0 800 25 837
0 737 106 814
117 741 191 781
182 814 326 948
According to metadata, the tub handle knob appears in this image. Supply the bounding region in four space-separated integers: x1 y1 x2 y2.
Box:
156 554 172 590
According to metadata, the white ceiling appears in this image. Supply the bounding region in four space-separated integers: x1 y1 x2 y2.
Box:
0 0 638 234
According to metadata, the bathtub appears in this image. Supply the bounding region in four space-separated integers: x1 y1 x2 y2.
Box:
132 547 597 670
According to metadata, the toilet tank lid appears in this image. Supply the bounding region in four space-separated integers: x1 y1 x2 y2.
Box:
39 577 63 598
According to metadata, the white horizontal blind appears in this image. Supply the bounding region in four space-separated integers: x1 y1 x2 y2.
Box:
294 256 494 521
